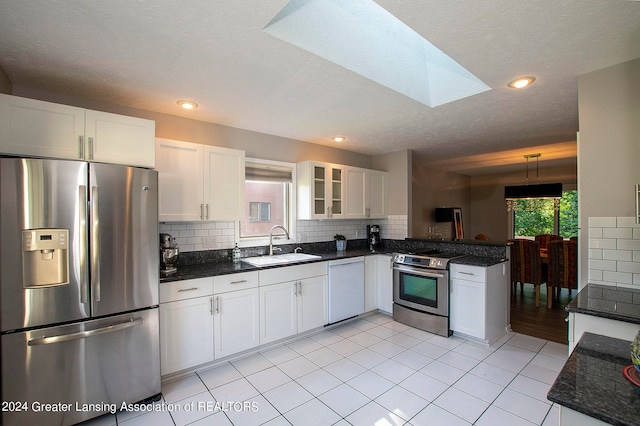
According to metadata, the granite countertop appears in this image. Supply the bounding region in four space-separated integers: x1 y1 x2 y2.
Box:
450 256 509 267
566 284 640 325
160 248 392 283
161 243 508 283
547 332 640 426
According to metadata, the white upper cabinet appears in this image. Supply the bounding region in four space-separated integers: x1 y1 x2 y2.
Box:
298 160 387 220
344 167 388 219
84 109 155 167
297 161 345 219
0 94 155 167
156 138 245 222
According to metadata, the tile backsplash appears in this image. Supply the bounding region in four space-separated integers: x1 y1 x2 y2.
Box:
588 216 640 287
160 215 409 253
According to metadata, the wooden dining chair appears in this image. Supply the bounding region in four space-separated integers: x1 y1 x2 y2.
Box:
547 240 578 308
535 234 562 249
509 239 545 307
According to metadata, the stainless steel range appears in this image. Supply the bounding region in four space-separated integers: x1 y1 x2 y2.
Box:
392 252 465 337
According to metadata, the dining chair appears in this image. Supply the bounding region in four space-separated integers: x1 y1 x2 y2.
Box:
547 240 578 308
509 239 545 307
535 234 563 249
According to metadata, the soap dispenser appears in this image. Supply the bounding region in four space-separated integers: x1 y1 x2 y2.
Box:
232 243 241 262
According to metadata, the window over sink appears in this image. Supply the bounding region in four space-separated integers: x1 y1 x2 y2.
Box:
239 159 296 245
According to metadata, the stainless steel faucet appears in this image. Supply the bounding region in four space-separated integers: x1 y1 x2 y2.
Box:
269 225 290 255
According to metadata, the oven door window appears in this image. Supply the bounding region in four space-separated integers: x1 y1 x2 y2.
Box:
399 272 437 308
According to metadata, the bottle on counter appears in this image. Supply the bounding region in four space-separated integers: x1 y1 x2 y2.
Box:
232 243 241 262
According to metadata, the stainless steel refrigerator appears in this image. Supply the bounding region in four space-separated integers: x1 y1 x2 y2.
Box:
0 158 160 425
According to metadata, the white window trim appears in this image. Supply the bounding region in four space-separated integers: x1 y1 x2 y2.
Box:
237 157 297 248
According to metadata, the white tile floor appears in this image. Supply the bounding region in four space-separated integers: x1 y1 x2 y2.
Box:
84 314 565 426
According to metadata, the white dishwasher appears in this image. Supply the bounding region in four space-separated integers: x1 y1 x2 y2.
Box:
328 257 365 324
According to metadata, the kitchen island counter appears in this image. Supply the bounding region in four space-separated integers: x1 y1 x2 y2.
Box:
566 283 640 325
548 332 640 426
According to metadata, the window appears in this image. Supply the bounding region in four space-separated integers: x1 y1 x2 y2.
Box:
249 202 271 222
240 160 295 242
512 190 578 238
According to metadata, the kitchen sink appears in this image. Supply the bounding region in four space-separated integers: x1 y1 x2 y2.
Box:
242 253 321 267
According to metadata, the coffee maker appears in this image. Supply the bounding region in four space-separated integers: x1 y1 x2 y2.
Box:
367 225 381 250
160 233 179 276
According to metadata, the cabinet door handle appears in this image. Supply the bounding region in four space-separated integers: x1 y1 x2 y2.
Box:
178 287 199 292
298 282 302 296
209 297 213 315
78 136 84 159
206 204 209 220
88 137 94 160
326 206 331 218
366 207 370 218
200 204 204 220
215 296 220 314
230 280 247 285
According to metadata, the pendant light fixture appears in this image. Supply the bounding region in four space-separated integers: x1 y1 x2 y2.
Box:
505 154 562 212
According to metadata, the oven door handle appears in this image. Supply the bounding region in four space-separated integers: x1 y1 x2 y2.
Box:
393 266 445 279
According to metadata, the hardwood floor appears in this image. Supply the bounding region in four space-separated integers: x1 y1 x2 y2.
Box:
510 283 574 344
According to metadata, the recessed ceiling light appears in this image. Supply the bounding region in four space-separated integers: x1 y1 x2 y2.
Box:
332 136 346 142
508 77 536 89
177 100 198 110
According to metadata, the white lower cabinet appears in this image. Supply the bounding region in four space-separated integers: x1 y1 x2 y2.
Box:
213 288 260 359
450 276 484 339
364 254 393 314
159 264 329 375
259 263 328 345
259 281 298 344
298 275 329 332
160 295 214 376
449 261 510 345
159 273 258 375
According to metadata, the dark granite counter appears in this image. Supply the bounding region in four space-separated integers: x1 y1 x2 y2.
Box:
451 256 509 267
161 238 508 283
566 284 640 325
161 248 392 283
548 332 640 426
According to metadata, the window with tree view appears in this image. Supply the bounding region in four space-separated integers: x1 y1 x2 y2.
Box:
513 190 578 238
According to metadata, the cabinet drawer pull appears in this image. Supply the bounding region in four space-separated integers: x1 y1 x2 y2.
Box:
230 280 247 284
177 287 199 292
459 271 475 276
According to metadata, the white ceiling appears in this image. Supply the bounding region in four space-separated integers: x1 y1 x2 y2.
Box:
0 0 639 175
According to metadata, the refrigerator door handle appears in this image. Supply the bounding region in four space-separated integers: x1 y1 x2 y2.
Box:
91 185 101 302
27 317 144 346
79 186 89 304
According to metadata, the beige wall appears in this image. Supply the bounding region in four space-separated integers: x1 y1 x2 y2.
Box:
470 163 577 242
12 86 373 168
0 65 11 94
372 150 412 217
577 57 640 286
411 162 471 239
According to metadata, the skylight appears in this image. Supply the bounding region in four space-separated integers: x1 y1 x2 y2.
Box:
263 0 491 108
